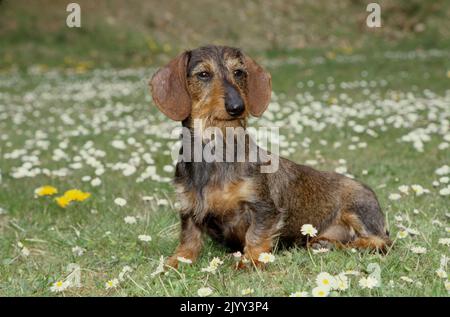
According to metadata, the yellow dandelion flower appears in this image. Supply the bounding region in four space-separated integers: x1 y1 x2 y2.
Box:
55 196 71 208
63 189 91 202
35 186 58 197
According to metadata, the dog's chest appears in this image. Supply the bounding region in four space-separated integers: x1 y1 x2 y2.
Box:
175 179 255 216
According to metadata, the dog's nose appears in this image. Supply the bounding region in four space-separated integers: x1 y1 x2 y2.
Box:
224 81 245 117
225 99 245 117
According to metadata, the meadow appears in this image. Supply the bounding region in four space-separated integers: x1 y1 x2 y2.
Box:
0 40 449 296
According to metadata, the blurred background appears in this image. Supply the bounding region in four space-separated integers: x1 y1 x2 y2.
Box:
1 0 449 69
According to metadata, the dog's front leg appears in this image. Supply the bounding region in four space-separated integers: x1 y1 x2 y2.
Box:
166 213 203 269
240 201 281 268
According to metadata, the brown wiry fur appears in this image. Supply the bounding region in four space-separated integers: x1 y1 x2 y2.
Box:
150 45 391 269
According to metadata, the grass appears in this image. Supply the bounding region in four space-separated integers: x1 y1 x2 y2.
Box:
0 40 449 296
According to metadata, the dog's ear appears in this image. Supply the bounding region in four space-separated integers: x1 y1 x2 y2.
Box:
149 52 191 121
244 55 272 117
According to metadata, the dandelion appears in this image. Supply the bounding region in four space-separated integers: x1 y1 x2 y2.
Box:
114 197 127 207
63 189 91 202
34 185 58 197
55 195 71 208
301 224 318 237
396 230 408 239
55 189 91 208
177 256 193 264
197 287 213 297
124 216 137 224
258 252 275 264
311 286 329 297
316 272 337 290
241 288 255 295
410 246 427 254
50 280 70 293
289 291 309 297
358 276 379 289
105 278 119 289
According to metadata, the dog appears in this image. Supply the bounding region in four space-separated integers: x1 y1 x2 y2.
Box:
150 45 391 269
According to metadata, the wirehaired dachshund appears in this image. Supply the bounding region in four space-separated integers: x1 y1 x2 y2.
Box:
150 45 390 269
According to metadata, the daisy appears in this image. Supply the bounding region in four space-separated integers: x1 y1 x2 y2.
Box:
410 246 427 254
436 269 447 279
445 281 450 292
289 291 309 297
114 197 127 207
396 230 408 239
301 224 318 237
124 216 137 224
50 280 70 293
150 256 165 278
438 238 450 246
21 246 30 257
72 246 85 256
335 274 349 291
105 278 119 289
388 193 401 201
241 288 255 295
258 252 275 264
358 276 379 289
197 287 213 297
311 286 329 297
138 234 152 242
411 184 425 196
118 266 133 281
316 272 337 290
233 251 242 259
177 256 193 264
312 247 329 254
400 276 414 283
34 186 58 197
398 185 409 195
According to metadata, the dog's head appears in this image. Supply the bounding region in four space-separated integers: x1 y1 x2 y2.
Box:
150 45 271 127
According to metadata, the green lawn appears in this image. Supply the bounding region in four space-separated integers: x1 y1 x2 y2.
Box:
0 43 449 296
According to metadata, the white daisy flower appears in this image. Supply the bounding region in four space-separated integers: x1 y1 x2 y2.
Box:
197 287 213 297
301 224 318 237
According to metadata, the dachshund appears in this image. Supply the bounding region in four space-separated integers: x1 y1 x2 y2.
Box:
149 45 390 269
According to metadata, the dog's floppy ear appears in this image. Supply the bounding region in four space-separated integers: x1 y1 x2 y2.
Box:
244 55 272 117
149 52 191 121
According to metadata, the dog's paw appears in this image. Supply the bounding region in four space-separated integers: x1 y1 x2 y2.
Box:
165 256 179 269
309 238 335 250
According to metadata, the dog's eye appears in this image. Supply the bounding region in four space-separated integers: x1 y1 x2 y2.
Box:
233 69 245 78
197 71 211 81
